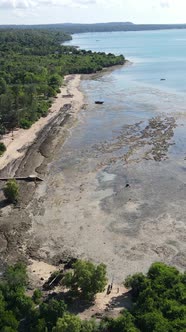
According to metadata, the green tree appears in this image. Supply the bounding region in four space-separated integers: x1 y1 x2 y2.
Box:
3 179 19 203
0 78 7 95
0 311 18 332
62 260 107 300
80 320 98 332
40 299 66 330
124 273 150 299
48 74 62 90
4 262 28 289
33 289 42 305
52 313 81 332
0 142 6 156
107 311 139 332
138 311 170 332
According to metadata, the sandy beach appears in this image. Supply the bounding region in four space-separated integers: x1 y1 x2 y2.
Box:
0 74 83 174
0 73 85 280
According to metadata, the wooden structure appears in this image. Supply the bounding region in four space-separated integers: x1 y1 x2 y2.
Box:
0 175 43 182
95 101 104 104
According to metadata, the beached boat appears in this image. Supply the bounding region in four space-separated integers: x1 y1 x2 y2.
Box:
95 101 104 104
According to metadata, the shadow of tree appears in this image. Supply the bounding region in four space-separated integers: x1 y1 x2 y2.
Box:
0 198 10 209
105 290 132 312
46 290 94 315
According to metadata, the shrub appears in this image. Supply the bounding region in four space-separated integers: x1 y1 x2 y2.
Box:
20 119 32 129
0 126 6 135
32 289 42 304
3 179 19 203
0 142 6 155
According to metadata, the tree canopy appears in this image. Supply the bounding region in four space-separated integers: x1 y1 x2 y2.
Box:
62 260 107 300
0 29 125 136
0 261 185 331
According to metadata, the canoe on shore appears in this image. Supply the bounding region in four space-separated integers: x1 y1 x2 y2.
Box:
95 101 104 104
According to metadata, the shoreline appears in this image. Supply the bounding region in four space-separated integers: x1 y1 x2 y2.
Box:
0 61 129 176
0 62 131 285
0 74 83 176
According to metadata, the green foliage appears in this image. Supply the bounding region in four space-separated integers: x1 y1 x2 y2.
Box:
62 260 107 300
52 313 81 332
20 118 32 129
0 29 125 134
0 263 29 331
32 289 42 304
124 262 186 331
3 179 19 203
1 261 185 332
107 311 139 332
3 262 28 290
138 311 170 332
0 142 6 155
80 319 98 332
0 77 7 94
40 299 67 330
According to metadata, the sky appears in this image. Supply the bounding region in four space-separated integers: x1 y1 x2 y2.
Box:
0 0 186 25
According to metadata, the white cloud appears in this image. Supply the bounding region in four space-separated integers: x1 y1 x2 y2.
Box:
160 1 170 8
0 0 96 9
1 0 186 24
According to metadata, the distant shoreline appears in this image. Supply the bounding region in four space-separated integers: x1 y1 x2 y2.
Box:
2 23 186 34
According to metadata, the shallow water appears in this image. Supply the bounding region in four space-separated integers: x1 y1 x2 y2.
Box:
30 30 186 281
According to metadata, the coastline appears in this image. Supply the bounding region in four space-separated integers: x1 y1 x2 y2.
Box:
0 74 83 176
0 61 134 288
0 60 130 176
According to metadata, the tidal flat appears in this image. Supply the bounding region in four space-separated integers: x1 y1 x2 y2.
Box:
1 30 186 283
23 70 186 282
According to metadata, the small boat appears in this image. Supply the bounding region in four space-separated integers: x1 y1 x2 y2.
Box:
95 101 104 105
160 78 166 81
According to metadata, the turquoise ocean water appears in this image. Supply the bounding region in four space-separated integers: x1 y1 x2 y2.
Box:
64 30 186 156
66 29 186 93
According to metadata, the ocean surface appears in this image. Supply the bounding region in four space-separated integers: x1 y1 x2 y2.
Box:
34 30 186 280
66 29 186 92
64 30 186 158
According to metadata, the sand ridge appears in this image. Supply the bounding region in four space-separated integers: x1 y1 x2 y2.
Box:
0 74 83 172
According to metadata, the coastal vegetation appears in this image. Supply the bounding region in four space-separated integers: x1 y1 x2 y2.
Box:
0 142 6 155
0 29 125 135
2 23 186 34
0 261 185 331
3 179 19 203
62 260 107 300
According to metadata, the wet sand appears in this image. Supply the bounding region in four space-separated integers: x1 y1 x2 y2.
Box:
25 86 186 283
0 74 84 271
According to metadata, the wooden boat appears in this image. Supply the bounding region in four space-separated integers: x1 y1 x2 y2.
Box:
95 101 104 104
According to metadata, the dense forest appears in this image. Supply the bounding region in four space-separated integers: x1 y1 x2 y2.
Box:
1 23 186 34
0 29 124 134
0 261 185 331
